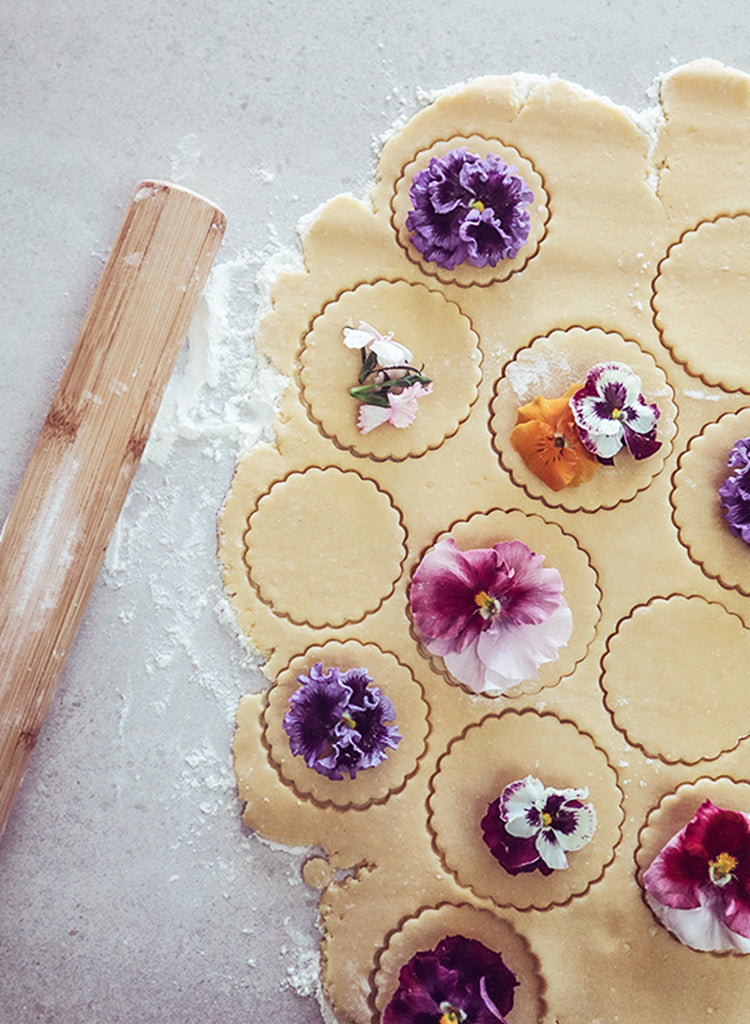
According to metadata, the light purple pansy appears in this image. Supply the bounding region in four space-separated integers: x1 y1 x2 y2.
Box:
406 148 533 270
409 537 572 694
719 437 750 544
643 799 750 952
569 362 661 463
283 663 400 780
498 775 597 871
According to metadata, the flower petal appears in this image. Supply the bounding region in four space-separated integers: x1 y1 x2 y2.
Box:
357 403 392 434
535 828 570 870
370 335 413 367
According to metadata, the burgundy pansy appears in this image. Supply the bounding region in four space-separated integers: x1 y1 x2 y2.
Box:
643 799 750 952
383 934 518 1024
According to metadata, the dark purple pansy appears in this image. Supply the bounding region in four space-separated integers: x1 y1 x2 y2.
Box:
643 799 750 951
383 934 518 1024
719 437 750 543
406 148 533 270
282 663 400 780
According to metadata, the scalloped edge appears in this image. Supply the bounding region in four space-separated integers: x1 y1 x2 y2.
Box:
389 135 550 289
652 214 750 394
425 709 625 911
261 639 432 812
491 325 679 513
243 465 409 628
297 278 484 462
600 594 750 765
406 507 603 699
670 408 750 598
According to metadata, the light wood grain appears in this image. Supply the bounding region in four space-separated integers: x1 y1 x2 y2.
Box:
0 180 226 836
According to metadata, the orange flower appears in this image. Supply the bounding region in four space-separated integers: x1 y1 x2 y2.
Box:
510 383 598 491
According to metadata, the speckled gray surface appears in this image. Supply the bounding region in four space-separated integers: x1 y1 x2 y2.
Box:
2 3 750 1021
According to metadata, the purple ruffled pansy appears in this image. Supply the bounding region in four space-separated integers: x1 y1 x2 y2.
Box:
406 148 533 270
383 934 518 1024
482 775 596 874
643 799 750 952
719 437 750 544
569 362 661 463
282 663 400 780
409 537 572 694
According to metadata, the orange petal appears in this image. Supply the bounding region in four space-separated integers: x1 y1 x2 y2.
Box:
510 419 582 491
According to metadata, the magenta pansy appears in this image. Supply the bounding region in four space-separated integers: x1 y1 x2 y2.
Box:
643 799 750 952
409 537 572 694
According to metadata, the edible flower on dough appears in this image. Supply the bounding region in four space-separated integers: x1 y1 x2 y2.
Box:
482 774 597 874
343 321 432 434
509 383 599 491
719 437 750 544
383 934 518 1024
643 799 750 953
357 381 433 434
342 321 413 367
406 147 533 270
569 362 661 462
282 663 401 780
409 538 572 695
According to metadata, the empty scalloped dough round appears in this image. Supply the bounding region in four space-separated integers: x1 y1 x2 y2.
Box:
300 280 482 460
244 467 406 628
653 215 750 392
264 640 429 809
391 135 549 287
672 409 750 596
601 595 750 764
427 711 623 910
492 327 677 511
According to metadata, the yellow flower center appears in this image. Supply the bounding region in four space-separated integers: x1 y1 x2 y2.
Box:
542 811 553 827
611 407 622 419
439 1005 466 1024
709 851 738 886
469 198 485 212
474 590 501 620
341 710 357 730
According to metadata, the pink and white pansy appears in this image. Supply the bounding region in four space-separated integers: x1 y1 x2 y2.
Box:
498 775 597 871
643 800 750 953
569 361 661 462
409 537 572 694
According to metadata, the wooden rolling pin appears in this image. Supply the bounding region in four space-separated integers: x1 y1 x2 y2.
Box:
0 180 226 837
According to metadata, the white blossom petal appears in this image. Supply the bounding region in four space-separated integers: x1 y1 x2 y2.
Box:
370 335 413 367
342 321 380 350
